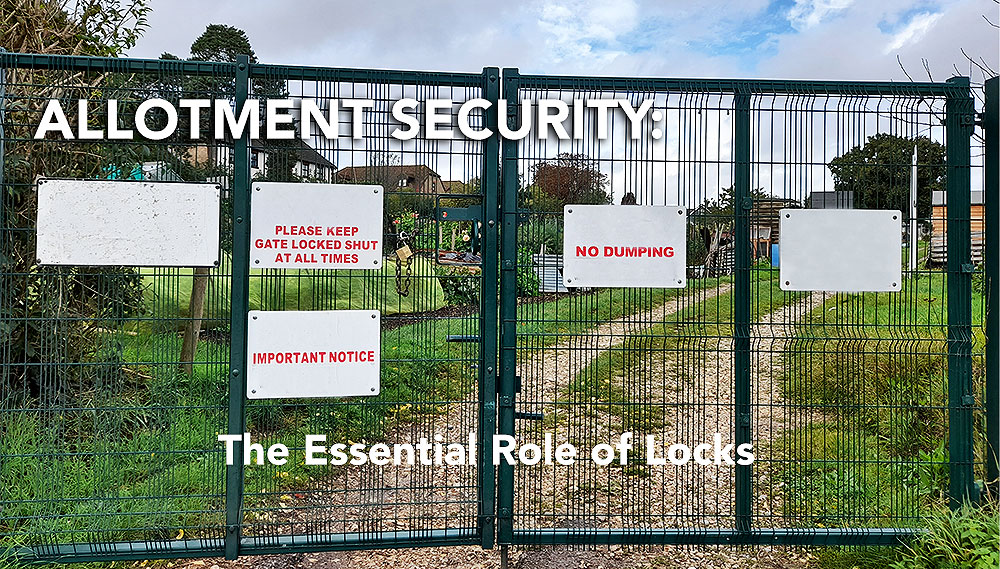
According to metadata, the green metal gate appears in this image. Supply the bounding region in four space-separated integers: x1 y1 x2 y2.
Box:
495 70 991 546
0 52 500 562
0 50 996 563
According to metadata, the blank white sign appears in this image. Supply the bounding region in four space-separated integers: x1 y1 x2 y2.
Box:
562 205 688 288
246 310 381 399
779 209 902 292
250 182 384 270
36 179 221 267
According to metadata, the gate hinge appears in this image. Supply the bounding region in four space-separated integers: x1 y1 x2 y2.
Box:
741 197 753 210
962 394 976 406
961 263 976 274
499 395 514 408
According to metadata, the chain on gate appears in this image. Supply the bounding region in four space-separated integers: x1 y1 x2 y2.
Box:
394 229 414 296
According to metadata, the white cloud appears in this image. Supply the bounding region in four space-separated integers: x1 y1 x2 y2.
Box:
127 0 997 85
882 11 944 54
787 0 855 29
536 0 639 64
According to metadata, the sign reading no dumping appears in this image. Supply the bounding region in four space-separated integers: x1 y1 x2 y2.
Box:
562 205 687 288
247 310 381 399
251 182 383 270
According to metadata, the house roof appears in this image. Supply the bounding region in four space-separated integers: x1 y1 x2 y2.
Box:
246 139 335 169
292 139 335 169
336 164 441 186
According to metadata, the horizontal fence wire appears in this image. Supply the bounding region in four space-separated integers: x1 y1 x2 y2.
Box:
503 75 986 547
0 56 235 559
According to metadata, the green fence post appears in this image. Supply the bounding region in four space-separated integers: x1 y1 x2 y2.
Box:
478 66 501 548
496 67 520 545
733 89 753 534
225 54 251 559
984 76 999 500
945 76 976 508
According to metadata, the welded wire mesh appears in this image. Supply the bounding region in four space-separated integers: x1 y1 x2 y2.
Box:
502 76 986 546
238 65 489 549
0 58 236 556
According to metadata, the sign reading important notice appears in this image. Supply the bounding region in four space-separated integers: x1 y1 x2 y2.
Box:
246 310 380 399
36 179 221 267
250 182 383 269
562 205 687 288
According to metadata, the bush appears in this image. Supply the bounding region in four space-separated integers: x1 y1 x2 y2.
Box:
517 218 563 255
434 264 480 306
516 247 540 297
783 336 947 457
890 502 999 569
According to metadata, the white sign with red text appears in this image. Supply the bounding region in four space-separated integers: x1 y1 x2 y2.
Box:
250 182 383 270
562 205 687 288
246 310 380 399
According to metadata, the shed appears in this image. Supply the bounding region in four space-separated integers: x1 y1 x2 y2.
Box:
532 254 569 293
929 190 984 264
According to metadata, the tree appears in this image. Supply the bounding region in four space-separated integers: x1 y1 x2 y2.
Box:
828 133 945 224
2 0 151 399
174 24 292 374
527 153 610 211
190 24 256 62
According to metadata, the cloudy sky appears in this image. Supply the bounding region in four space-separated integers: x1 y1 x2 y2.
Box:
130 0 997 83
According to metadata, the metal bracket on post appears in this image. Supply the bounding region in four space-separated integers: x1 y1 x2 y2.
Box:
496 67 521 546
224 54 252 561
477 66 501 550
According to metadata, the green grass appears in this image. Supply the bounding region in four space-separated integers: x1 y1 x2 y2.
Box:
7 275 705 552
775 269 988 533
562 268 806 431
140 255 446 331
0 305 472 548
812 501 999 569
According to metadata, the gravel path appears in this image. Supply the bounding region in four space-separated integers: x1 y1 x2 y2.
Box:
176 288 827 569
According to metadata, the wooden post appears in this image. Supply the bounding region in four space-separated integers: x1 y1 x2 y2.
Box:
179 267 211 376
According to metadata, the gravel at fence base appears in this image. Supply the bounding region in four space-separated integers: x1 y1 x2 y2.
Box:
174 543 818 568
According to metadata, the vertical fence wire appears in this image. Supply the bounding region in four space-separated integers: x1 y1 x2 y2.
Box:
0 55 238 560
